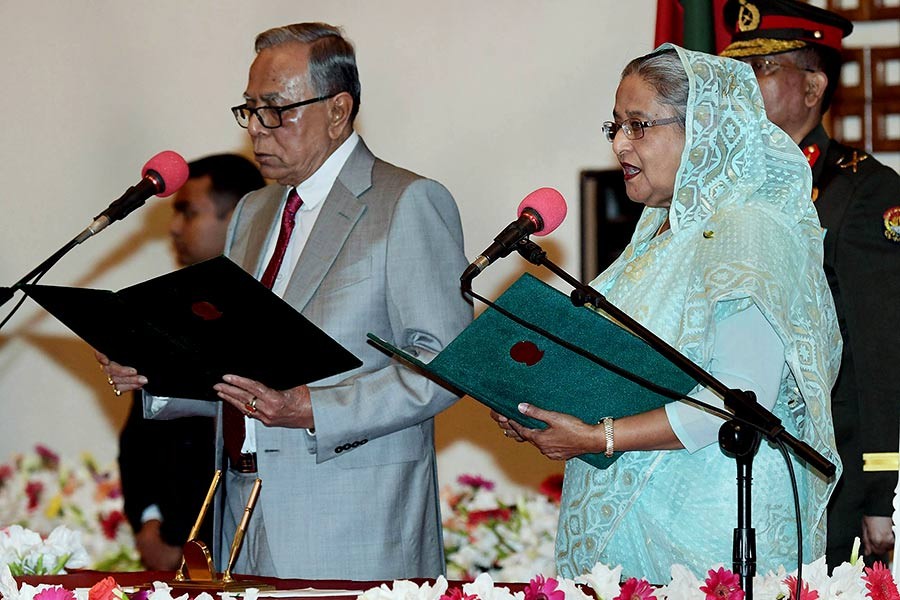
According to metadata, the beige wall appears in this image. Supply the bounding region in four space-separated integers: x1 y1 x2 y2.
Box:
1 2 895 492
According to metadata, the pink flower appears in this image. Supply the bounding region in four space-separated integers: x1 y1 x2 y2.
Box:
524 575 565 600
34 587 76 600
440 587 479 600
782 575 819 599
98 510 125 540
613 577 656 600
35 445 60 469
538 474 564 503
88 577 121 600
467 508 512 527
26 480 44 511
699 567 745 600
863 561 900 600
457 474 495 490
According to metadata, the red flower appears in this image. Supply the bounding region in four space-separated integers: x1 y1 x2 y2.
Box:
440 588 479 600
0 464 12 483
613 577 656 600
458 474 495 490
538 474 564 503
25 480 44 511
34 587 76 600
88 577 121 600
467 508 512 527
863 561 900 600
35 444 60 469
782 575 819 599
699 567 745 600
524 575 565 600
99 510 125 540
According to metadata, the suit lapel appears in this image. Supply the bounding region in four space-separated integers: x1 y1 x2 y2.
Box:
283 140 374 313
231 186 284 275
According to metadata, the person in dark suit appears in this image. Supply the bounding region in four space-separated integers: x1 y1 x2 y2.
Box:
118 154 264 570
721 0 900 570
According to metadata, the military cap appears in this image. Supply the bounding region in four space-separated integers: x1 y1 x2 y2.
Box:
720 0 853 58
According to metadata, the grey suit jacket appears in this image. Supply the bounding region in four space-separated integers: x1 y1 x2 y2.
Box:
147 139 472 579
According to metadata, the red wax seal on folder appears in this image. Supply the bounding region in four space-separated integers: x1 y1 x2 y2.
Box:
191 300 223 321
510 340 544 366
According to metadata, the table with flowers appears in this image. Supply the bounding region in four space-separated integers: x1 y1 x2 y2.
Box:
3 446 899 599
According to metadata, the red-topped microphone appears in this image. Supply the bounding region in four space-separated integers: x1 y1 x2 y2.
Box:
461 187 567 285
75 150 190 244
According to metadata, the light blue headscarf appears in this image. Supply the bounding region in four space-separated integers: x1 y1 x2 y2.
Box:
555 44 841 582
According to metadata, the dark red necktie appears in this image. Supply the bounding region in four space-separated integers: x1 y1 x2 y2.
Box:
223 189 303 466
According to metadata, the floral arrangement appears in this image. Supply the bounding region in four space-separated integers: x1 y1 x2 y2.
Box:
441 474 563 582
358 558 900 600
0 445 139 571
0 525 89 576
1 548 898 600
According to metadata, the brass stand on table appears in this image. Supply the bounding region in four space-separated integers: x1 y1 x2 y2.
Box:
171 470 273 591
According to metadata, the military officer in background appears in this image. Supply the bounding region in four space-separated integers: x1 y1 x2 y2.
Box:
721 0 900 571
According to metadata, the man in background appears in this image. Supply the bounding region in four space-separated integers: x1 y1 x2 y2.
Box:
118 153 264 570
721 0 900 569
103 22 472 579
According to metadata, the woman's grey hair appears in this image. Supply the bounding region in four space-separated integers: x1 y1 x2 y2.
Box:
621 49 688 129
255 22 361 123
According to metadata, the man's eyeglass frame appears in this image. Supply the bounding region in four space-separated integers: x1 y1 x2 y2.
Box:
231 92 340 129
741 57 817 77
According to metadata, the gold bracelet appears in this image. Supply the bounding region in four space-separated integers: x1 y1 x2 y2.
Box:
600 416 615 458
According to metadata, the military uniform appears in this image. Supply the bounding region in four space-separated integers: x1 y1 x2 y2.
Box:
802 124 900 566
720 0 900 569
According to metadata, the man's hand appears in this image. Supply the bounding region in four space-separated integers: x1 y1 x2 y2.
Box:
95 351 148 396
134 520 182 571
214 374 314 429
862 515 895 557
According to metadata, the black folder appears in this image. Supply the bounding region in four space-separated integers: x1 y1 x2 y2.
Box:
23 256 362 401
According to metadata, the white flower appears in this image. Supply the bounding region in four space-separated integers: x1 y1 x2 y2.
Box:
43 526 90 571
752 566 789 599
555 577 594 600
576 561 623 600
462 573 523 600
359 576 449 600
655 563 704 600
825 558 866 598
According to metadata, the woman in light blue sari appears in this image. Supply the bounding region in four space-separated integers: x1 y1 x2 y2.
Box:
493 44 841 582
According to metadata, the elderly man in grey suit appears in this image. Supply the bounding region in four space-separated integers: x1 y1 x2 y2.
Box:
98 22 472 580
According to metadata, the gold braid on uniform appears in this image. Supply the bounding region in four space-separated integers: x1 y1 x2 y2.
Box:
720 39 806 58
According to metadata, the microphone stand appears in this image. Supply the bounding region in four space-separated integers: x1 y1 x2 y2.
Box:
511 239 835 598
1 237 79 315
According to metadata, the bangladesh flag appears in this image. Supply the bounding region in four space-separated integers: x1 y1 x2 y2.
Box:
654 0 732 54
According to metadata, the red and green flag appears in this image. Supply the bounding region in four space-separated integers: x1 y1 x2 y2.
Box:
654 0 732 54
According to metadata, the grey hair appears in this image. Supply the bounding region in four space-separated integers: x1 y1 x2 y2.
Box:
255 22 361 123
621 49 688 129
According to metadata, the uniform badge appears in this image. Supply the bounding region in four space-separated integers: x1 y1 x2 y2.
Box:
884 206 900 243
837 150 868 174
736 0 761 32
804 144 821 168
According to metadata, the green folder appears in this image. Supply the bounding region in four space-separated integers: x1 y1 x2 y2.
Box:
368 273 699 468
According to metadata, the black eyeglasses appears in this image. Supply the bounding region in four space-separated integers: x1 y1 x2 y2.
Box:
602 116 681 143
231 92 340 129
740 57 816 77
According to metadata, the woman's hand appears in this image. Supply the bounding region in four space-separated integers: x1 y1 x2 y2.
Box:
497 403 602 461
